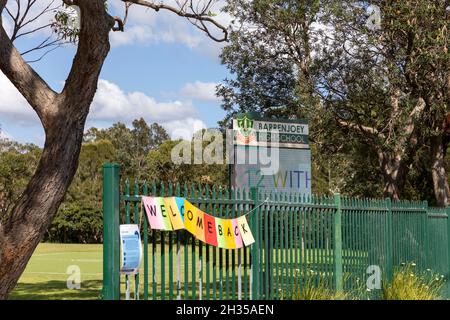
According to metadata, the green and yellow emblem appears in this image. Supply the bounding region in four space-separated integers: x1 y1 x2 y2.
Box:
236 114 254 137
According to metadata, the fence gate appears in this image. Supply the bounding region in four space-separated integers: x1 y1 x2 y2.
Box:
102 163 450 300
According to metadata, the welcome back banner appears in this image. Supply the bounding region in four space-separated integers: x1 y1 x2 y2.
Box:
141 196 255 249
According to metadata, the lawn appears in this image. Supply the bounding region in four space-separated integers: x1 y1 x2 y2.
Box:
9 243 370 300
10 243 103 300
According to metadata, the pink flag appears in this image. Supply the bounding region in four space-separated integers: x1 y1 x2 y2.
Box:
232 218 243 249
142 196 165 230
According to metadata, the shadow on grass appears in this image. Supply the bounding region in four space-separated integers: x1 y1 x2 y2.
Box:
9 280 102 300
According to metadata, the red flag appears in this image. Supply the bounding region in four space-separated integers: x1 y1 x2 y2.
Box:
203 213 218 246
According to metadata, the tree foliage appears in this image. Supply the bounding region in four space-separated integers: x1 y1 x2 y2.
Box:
219 0 450 204
0 119 228 243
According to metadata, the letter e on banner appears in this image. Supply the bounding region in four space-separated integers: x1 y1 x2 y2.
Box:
155 197 173 230
203 213 218 246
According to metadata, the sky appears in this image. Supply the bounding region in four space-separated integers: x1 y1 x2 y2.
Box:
0 0 232 145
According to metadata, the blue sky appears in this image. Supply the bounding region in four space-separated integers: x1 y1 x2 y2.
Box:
0 1 231 145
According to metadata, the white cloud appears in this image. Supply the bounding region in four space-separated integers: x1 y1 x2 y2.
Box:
2 0 58 38
109 0 232 58
0 72 39 125
0 73 204 139
180 81 220 102
164 117 206 141
0 130 13 140
110 25 154 47
90 79 197 123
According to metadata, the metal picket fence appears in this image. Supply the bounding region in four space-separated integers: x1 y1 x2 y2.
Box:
102 163 450 300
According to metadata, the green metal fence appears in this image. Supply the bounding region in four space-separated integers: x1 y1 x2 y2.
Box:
102 163 450 300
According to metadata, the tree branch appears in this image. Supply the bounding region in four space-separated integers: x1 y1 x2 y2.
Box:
337 119 386 140
0 0 7 13
61 0 115 101
122 0 228 42
112 2 131 32
0 15 58 128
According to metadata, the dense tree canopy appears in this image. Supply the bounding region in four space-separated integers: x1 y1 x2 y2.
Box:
219 0 450 204
1 119 228 243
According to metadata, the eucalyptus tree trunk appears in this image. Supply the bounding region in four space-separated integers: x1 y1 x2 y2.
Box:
430 112 450 207
0 0 115 299
378 152 406 200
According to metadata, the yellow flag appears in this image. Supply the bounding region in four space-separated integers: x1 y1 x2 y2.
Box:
164 197 184 230
184 200 197 236
237 215 255 246
223 219 236 249
195 209 206 242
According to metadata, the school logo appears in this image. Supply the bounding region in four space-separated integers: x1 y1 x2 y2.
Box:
235 114 256 145
237 114 254 137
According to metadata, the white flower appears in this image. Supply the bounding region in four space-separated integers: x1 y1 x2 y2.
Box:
411 262 416 267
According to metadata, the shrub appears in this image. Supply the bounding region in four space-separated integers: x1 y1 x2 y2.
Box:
382 263 445 300
283 270 348 300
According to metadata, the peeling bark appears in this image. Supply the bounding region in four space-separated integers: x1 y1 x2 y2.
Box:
378 151 406 200
430 113 450 207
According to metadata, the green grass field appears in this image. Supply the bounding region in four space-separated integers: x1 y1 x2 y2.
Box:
11 243 103 300
10 243 364 300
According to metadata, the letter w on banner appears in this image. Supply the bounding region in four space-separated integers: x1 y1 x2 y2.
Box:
142 196 165 230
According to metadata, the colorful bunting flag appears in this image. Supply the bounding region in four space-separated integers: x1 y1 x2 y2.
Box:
142 196 164 230
203 213 218 246
237 215 255 246
174 197 185 222
183 200 198 236
223 219 236 249
154 197 173 231
195 209 206 243
232 218 243 249
164 197 184 230
141 196 255 249
215 217 227 249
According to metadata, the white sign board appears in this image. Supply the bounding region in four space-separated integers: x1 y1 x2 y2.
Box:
120 224 142 275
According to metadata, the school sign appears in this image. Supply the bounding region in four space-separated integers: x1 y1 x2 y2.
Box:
230 113 311 195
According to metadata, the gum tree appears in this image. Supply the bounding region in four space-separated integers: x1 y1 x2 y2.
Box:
0 0 228 299
219 0 449 202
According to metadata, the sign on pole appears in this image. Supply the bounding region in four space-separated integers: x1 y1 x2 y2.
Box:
230 113 311 195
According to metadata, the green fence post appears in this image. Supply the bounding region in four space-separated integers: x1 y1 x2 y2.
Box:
250 187 260 300
102 163 121 300
423 201 429 270
385 198 393 282
333 193 343 292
